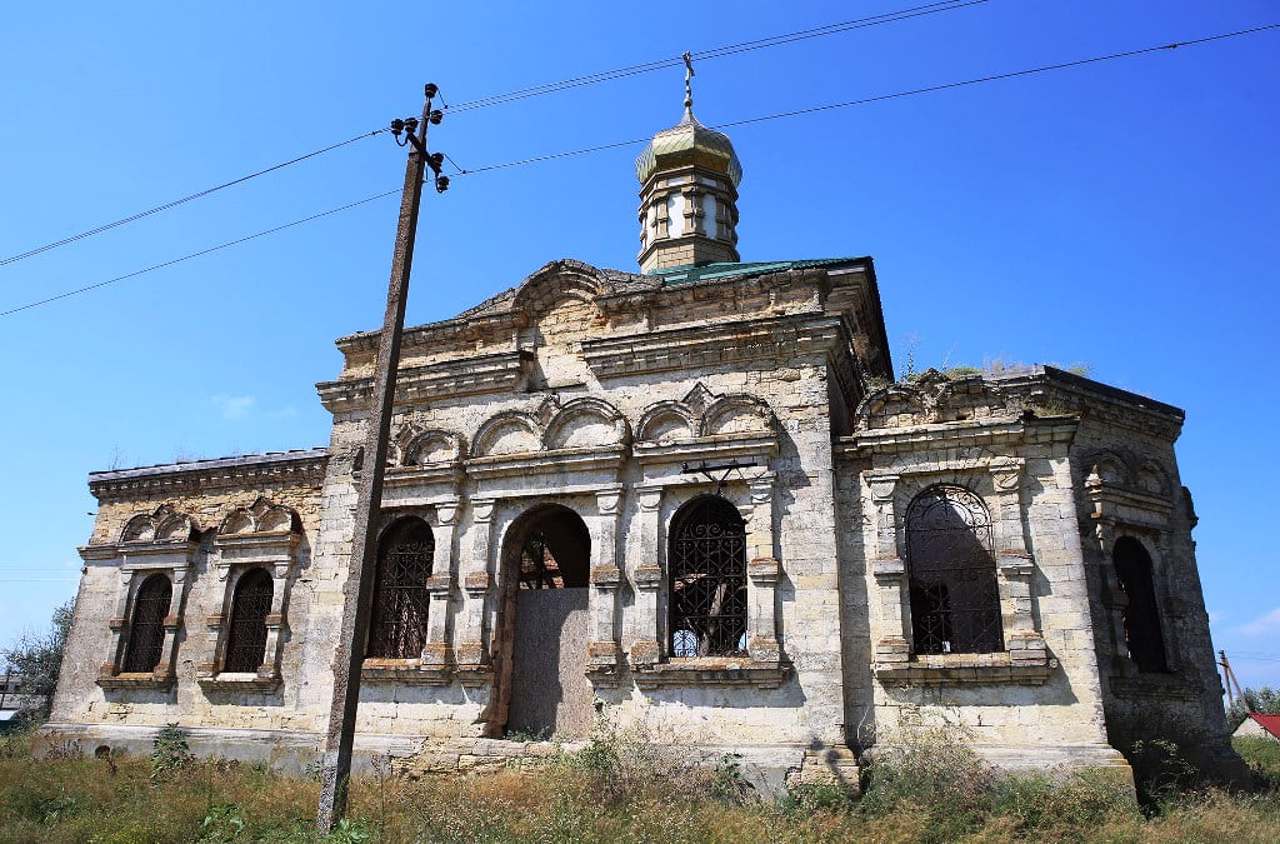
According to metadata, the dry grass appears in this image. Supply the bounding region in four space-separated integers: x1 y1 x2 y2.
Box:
1 727 1278 843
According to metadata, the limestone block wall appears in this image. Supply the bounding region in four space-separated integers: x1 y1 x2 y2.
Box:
298 348 849 749
836 446 1116 759
51 453 326 733
833 371 1121 769
1067 414 1240 777
50 257 889 763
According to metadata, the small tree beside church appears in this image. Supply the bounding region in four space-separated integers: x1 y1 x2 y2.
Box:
3 600 74 723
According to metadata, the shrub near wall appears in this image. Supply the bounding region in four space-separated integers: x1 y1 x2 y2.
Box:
2 725 1280 843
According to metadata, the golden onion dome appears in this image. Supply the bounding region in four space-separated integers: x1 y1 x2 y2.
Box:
636 51 742 189
635 109 743 188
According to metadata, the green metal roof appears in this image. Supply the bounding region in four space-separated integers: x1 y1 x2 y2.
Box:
650 257 865 286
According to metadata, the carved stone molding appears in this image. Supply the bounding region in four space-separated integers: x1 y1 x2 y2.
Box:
316 350 532 412
633 658 790 690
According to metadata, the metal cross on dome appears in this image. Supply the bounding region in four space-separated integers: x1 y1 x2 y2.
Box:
682 51 695 115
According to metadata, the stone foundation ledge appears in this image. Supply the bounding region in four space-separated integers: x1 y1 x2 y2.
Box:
38 722 841 796
861 741 1131 783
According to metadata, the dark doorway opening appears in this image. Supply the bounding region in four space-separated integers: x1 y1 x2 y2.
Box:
493 504 593 739
1113 537 1168 673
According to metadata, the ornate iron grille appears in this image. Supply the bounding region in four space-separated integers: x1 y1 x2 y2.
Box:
669 496 748 657
519 529 564 589
123 574 171 673
366 519 433 659
906 485 1004 655
224 568 274 672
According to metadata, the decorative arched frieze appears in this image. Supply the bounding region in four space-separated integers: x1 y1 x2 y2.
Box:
700 394 774 438
932 377 1009 423
217 497 299 540
636 401 697 444
634 384 779 469
1085 450 1133 489
472 411 543 458
466 398 631 484
197 497 303 693
400 428 466 467
853 370 1020 432
1136 460 1170 496
544 397 630 450
509 261 605 317
98 505 198 690
854 384 929 430
120 503 196 545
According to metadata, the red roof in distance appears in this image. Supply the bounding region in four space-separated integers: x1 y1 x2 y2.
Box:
1248 713 1280 739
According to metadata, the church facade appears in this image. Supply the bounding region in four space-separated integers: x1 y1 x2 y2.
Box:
48 89 1240 789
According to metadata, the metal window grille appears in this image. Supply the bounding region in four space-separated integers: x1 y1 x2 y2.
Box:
223 568 274 673
668 496 748 658
906 484 1004 655
366 519 433 659
123 574 171 673
519 529 564 589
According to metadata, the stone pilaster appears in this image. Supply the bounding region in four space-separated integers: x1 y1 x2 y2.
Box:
587 486 624 682
868 474 910 665
746 474 782 662
258 558 292 683
154 567 188 683
102 567 132 678
456 498 495 673
423 499 458 669
629 487 664 668
990 462 1048 664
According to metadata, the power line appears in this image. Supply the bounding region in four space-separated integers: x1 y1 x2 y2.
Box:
4 22 1276 318
0 2 982 268
444 1 988 113
0 188 400 317
0 129 385 269
455 23 1280 175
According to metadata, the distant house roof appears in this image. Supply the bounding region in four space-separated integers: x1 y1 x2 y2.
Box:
1244 713 1280 739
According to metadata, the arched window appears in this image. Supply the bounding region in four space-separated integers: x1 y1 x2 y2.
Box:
223 568 274 673
1113 537 1168 672
668 495 748 658
123 573 172 673
366 518 434 659
906 485 1003 655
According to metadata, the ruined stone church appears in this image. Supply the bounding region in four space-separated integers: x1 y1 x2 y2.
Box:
49 78 1240 789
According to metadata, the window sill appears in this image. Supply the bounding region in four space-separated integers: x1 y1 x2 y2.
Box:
96 671 175 691
633 657 790 690
875 651 1056 686
361 659 452 686
196 672 281 693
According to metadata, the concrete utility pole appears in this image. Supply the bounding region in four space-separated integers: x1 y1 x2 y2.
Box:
316 83 449 832
1219 649 1244 707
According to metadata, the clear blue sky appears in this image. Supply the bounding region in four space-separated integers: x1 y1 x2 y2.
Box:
2 1 1277 688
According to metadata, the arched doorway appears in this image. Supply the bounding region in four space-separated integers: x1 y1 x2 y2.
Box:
494 503 593 739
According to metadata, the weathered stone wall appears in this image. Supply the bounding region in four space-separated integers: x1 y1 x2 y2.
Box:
51 453 327 733
1066 409 1243 779
296 344 849 747
50 258 1232 784
834 370 1125 770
